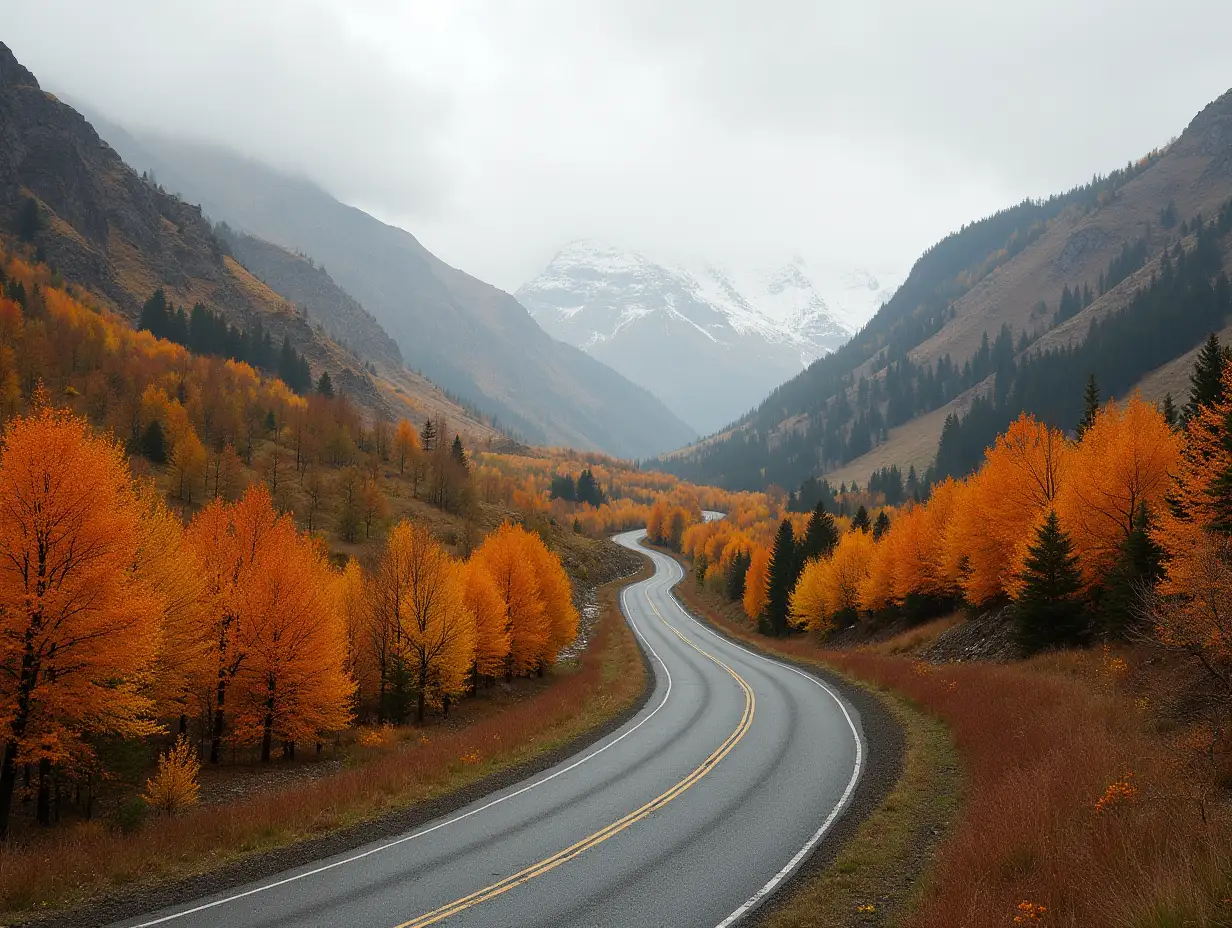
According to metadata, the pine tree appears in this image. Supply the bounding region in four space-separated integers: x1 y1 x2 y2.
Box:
1077 373 1100 436
1162 392 1178 428
420 418 437 453
797 501 839 566
724 550 751 602
760 520 795 637
1185 333 1226 420
451 434 467 468
1097 503 1163 638
872 510 891 540
140 419 167 464
1015 511 1086 652
316 370 334 398
851 505 871 532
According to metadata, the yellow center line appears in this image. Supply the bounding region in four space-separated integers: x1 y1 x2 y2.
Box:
391 590 756 928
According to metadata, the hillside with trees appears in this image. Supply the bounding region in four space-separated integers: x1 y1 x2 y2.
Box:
661 86 1232 495
81 110 696 458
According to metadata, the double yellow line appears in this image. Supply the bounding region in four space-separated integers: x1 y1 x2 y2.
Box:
393 593 756 928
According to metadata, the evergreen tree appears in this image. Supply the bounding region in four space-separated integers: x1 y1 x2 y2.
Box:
549 473 577 501
576 468 603 506
724 551 751 602
140 419 167 464
759 520 795 637
1015 511 1086 652
139 289 170 338
1097 503 1163 638
451 435 467 469
1185 333 1226 420
1162 392 1178 428
851 505 871 532
316 370 334 398
1077 373 1100 436
872 510 891 540
798 501 839 565
420 418 437 452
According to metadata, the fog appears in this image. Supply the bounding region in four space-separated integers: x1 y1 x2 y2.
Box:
6 0 1231 293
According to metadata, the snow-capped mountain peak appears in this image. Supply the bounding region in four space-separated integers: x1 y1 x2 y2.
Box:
516 241 899 434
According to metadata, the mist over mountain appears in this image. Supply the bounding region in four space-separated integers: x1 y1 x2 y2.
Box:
83 116 695 458
517 240 896 433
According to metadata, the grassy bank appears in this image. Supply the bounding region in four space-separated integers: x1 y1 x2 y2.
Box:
0 561 650 922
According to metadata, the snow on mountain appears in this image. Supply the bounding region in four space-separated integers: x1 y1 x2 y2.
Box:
516 240 899 435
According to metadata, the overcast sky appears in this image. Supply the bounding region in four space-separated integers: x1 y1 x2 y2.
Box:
6 1 1232 294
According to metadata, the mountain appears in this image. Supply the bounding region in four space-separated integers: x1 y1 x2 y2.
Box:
215 224 403 369
81 118 694 458
0 41 508 444
517 241 884 433
661 87 1232 492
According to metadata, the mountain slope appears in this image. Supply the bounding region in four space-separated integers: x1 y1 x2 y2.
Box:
216 224 403 369
0 42 504 442
662 87 1232 491
517 241 867 433
83 119 695 458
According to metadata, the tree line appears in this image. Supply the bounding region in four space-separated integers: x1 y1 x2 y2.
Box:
0 399 577 839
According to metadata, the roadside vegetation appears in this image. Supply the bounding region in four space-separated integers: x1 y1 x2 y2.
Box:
0 564 647 919
664 337 1232 925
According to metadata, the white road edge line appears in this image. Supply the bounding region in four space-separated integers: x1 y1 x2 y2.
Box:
127 534 673 928
647 547 865 928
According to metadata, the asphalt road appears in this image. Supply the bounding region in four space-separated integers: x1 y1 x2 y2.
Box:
118 531 863 928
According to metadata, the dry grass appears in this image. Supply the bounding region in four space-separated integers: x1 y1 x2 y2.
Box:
825 652 1232 928
674 567 1232 927
0 563 648 921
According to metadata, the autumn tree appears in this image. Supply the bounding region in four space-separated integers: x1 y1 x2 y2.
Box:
394 418 420 477
0 405 162 837
187 485 281 764
471 523 549 678
743 547 770 622
232 526 353 759
369 522 474 722
1056 393 1179 585
460 559 511 684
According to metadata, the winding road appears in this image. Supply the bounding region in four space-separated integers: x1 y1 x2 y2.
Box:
118 531 863 928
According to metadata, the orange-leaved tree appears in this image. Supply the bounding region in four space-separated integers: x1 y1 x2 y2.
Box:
1058 393 1180 585
231 522 353 760
946 414 1069 603
369 521 474 722
471 522 549 678
460 559 511 681
186 484 285 764
0 403 163 837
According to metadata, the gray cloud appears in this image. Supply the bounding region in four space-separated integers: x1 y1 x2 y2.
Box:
5 1 1231 293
